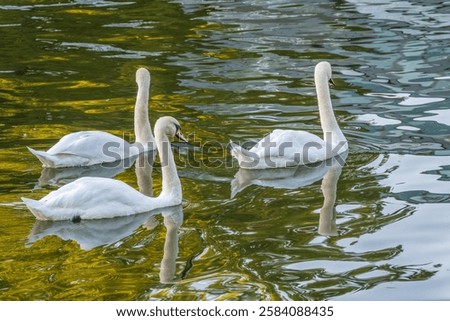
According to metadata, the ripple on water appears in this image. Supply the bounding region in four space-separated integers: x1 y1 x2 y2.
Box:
2 0 450 301
415 109 450 126
364 92 445 106
361 153 450 201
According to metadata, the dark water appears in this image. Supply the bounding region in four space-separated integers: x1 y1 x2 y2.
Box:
1 0 450 300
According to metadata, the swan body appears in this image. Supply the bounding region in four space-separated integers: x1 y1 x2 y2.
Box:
230 61 347 169
27 131 137 168
22 116 187 221
27 68 155 168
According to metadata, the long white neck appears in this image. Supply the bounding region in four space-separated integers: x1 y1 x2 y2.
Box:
134 70 154 149
315 69 346 148
155 128 182 202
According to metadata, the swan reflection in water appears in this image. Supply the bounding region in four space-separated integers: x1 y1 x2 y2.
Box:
28 204 183 283
36 154 142 187
231 151 348 236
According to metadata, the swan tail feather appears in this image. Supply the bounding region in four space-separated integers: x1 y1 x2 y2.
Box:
27 147 60 168
27 147 89 168
21 197 51 221
229 141 259 168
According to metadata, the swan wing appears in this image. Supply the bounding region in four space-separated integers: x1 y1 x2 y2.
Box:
250 129 328 164
27 147 91 168
28 131 137 167
23 177 153 221
47 131 134 163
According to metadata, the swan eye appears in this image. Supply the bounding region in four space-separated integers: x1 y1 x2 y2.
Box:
329 78 335 87
174 123 182 135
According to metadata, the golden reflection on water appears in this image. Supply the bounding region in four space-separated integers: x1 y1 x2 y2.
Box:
1 0 450 301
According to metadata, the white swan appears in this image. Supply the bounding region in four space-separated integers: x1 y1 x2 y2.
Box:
27 67 155 168
21 116 187 221
230 61 347 169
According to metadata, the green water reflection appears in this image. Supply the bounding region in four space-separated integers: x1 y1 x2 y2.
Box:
1 0 450 300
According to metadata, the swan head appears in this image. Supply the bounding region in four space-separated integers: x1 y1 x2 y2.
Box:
155 116 188 143
315 61 334 87
136 67 151 87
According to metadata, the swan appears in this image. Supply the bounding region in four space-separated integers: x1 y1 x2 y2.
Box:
230 61 347 169
27 67 155 168
21 116 187 221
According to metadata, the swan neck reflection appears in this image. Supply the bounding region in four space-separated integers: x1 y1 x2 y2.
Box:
135 152 156 197
231 152 347 236
318 158 345 236
159 207 183 284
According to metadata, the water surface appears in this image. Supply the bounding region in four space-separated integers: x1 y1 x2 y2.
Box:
1 0 450 300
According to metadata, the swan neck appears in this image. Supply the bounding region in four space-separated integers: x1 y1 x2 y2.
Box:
316 76 346 147
155 130 182 200
134 81 154 148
